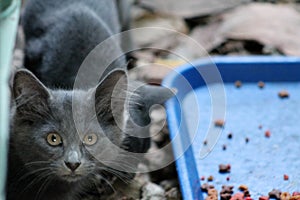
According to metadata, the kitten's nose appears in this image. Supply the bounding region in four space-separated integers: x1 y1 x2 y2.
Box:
65 161 81 171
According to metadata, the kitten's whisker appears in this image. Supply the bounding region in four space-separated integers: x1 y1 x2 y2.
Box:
24 160 51 166
19 169 54 197
91 172 116 194
96 166 131 184
34 172 55 200
17 167 52 182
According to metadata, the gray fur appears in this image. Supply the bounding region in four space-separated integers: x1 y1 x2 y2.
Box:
7 0 175 199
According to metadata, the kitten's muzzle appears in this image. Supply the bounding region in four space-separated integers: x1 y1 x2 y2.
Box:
65 161 81 171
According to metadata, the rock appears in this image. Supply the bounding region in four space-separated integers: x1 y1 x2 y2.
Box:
165 187 181 200
134 59 184 84
141 182 166 200
220 3 300 56
171 3 300 58
132 13 188 47
136 0 251 19
160 179 178 191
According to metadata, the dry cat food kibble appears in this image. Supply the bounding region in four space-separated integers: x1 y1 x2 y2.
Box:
206 189 218 200
208 189 218 196
222 144 227 151
238 185 248 191
201 183 215 192
227 133 233 139
283 174 289 181
258 81 265 89
201 176 206 181
207 175 214 182
278 90 289 98
258 196 269 200
245 137 249 143
200 182 299 200
268 189 281 200
230 192 244 200
220 185 234 200
291 195 300 200
280 192 291 200
219 164 231 173
291 193 300 200
234 81 242 88
265 130 271 138
243 190 251 198
215 119 225 127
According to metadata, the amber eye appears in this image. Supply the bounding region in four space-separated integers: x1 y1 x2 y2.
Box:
83 133 98 146
46 133 62 146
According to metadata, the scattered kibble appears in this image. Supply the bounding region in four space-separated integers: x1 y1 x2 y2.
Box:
291 195 300 200
269 189 282 200
278 90 289 99
220 185 234 200
226 176 230 181
281 192 291 200
207 189 218 200
208 189 218 196
203 140 208 145
265 130 271 138
201 176 205 181
259 196 269 200
293 192 300 196
221 185 234 193
291 193 300 200
230 192 244 200
222 144 227 151
245 137 249 143
227 133 233 139
283 174 289 181
206 195 218 200
238 185 248 191
201 183 215 192
243 190 251 197
219 164 231 173
215 119 225 128
258 81 265 89
235 81 242 88
207 175 214 182
221 193 232 200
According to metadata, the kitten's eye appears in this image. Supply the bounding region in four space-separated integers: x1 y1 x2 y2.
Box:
83 133 97 146
46 133 62 146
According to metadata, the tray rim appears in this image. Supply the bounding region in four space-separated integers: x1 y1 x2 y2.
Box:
162 56 300 200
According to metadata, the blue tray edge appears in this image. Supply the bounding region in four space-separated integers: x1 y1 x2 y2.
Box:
162 56 300 200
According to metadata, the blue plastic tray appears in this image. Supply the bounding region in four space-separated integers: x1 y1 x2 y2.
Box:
162 56 300 200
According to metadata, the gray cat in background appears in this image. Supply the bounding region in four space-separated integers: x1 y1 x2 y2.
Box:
7 0 174 199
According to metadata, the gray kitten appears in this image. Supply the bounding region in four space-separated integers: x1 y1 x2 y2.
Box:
7 69 173 200
7 0 174 199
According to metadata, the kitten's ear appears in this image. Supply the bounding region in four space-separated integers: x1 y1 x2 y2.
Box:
13 69 50 101
94 70 128 121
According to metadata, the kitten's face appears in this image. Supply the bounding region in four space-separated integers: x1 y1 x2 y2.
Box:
11 70 128 183
10 69 174 184
12 90 120 183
